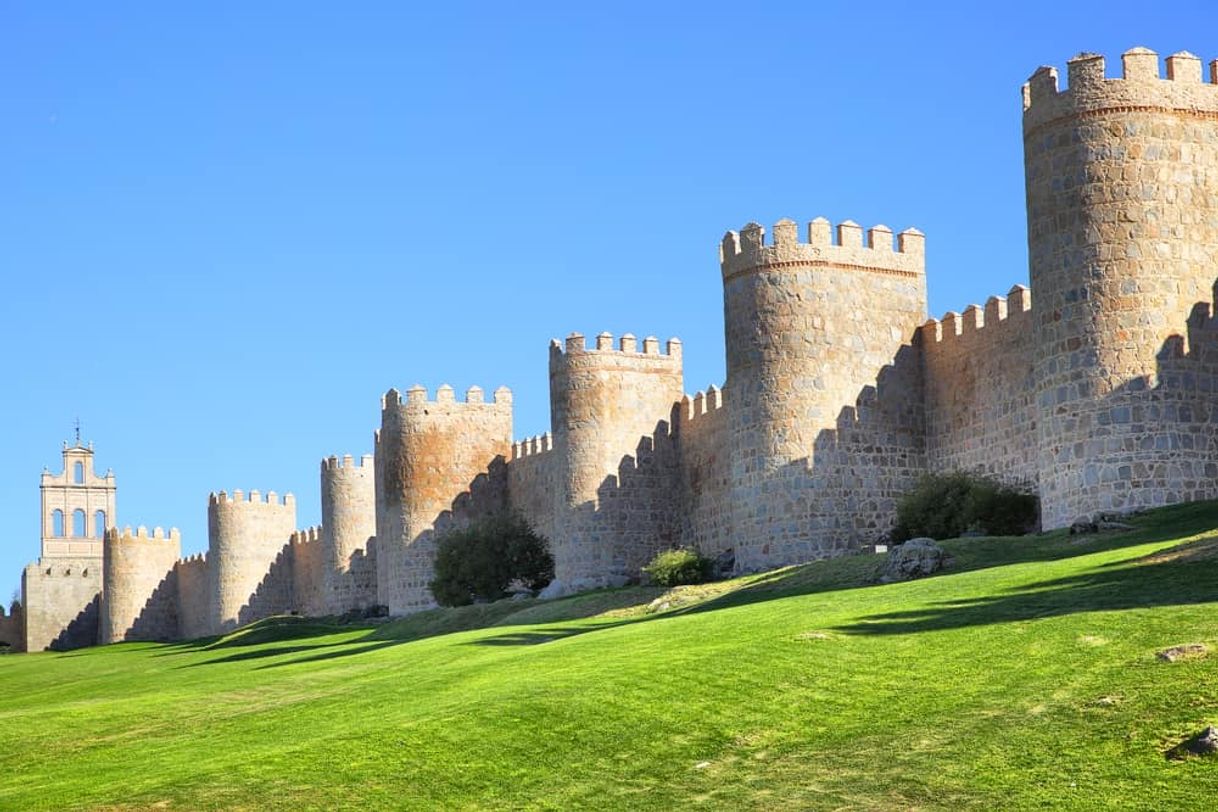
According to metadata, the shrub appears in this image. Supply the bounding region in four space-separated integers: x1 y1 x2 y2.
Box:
643 548 714 587
429 513 554 607
893 472 1038 541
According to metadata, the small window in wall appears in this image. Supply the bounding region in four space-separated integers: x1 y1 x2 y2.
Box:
72 509 86 537
52 509 64 537
73 461 84 484
95 510 106 539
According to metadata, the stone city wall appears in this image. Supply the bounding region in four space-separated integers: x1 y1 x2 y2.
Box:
22 558 101 651
0 602 24 651
175 554 211 640
507 433 560 543
594 419 682 579
921 286 1038 486
290 527 327 619
20 46 1218 637
794 342 927 555
236 546 294 627
676 386 732 560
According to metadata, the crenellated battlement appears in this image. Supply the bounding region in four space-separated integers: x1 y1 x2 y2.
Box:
178 552 207 566
1023 47 1218 128
511 432 554 461
208 489 296 508
381 384 512 409
549 332 682 359
291 526 322 545
679 384 726 423
720 217 925 281
107 525 181 544
919 285 1033 345
321 453 374 472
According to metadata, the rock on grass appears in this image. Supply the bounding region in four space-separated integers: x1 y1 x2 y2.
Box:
1166 726 1218 760
1156 643 1208 662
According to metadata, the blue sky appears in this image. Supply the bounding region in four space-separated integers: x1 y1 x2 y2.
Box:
2 1 1215 598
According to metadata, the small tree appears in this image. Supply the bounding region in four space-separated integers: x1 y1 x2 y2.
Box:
429 513 554 607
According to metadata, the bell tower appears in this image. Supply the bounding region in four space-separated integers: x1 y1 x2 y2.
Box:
22 434 117 650
39 439 117 558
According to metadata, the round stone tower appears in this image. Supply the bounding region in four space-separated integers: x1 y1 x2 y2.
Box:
99 526 180 644
207 490 296 633
320 453 375 612
721 218 927 570
548 332 684 585
1023 48 1218 527
375 385 513 615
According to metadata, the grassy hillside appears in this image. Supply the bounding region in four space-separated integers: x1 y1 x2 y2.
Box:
4 503 1218 810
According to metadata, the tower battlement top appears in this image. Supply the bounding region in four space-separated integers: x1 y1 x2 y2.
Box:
106 525 181 544
208 489 296 508
720 218 925 280
381 384 512 410
321 453 374 472
1023 48 1218 129
549 332 682 359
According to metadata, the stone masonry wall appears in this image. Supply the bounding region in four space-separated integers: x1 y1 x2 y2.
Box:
597 419 683 578
722 218 929 569
676 386 732 560
1024 48 1218 527
100 526 181 644
921 287 1039 486
22 558 101 651
376 385 512 614
291 528 327 618
1149 288 1218 502
0 602 24 651
237 543 295 627
175 554 211 640
507 433 560 544
208 490 297 633
797 343 927 551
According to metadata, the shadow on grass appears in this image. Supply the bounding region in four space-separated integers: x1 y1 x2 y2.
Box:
154 615 382 660
178 500 1218 666
834 532 1218 636
185 641 356 667
676 501 1218 623
251 640 403 669
467 620 637 647
247 619 641 669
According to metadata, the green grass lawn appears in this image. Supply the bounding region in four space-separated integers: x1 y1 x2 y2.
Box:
5 502 1218 810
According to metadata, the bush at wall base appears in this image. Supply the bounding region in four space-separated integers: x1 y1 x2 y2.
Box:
892 471 1038 542
643 548 715 587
